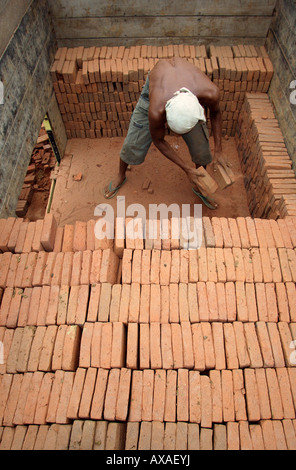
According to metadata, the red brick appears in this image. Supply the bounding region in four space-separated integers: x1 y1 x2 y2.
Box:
139 284 150 323
14 253 28 287
78 367 97 420
180 250 189 283
7 287 23 328
72 221 87 252
90 368 109 420
140 369 154 422
121 249 132 284
62 225 74 252
197 282 209 322
128 282 140 323
227 422 240 450
34 373 55 425
244 368 260 421
170 250 180 283
191 323 206 371
13 372 33 425
286 282 296 322
42 252 57 285
237 217 251 248
198 247 208 281
232 369 247 421
201 322 215 369
98 282 112 322
150 249 160 284
2 373 23 426
209 370 222 423
15 221 29 254
46 285 60 325
40 214 57 252
23 371 44 425
62 325 81 371
268 247 282 282
225 282 237 321
131 249 142 284
38 325 58 371
0 287 13 326
235 281 248 322
180 321 194 369
159 250 171 285
171 323 183 369
116 368 132 422
67 367 86 420
0 218 17 252
139 323 150 369
276 368 295 419
265 368 284 420
5 254 19 288
0 252 12 288
223 323 239 369
215 248 226 282
239 421 253 450
265 282 278 322
16 325 36 373
118 284 130 324
100 322 113 369
244 322 263 368
89 250 102 284
177 369 189 422
153 369 166 422
211 218 224 247
188 370 201 424
169 283 179 323
128 370 143 422
159 323 172 370
200 375 212 428
103 368 120 421
126 322 138 369
54 371 75 424
178 283 189 322
150 284 160 322
80 250 92 285
141 249 151 284
221 369 235 422
266 322 285 368
212 322 226 370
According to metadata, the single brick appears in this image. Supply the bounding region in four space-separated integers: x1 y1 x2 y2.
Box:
40 214 57 252
142 369 154 422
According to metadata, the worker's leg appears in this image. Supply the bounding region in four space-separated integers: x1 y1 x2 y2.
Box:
182 121 213 169
104 79 152 198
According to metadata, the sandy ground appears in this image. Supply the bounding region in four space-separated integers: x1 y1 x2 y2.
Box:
50 135 250 227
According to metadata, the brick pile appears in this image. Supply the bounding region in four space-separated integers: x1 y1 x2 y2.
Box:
236 93 296 219
16 125 56 218
50 44 273 139
0 213 296 450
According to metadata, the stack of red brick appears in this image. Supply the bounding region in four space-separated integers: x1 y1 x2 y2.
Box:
50 44 273 139
0 212 296 450
236 93 296 218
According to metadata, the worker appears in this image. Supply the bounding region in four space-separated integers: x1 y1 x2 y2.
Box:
104 57 230 208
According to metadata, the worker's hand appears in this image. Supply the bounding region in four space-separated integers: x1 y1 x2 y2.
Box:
185 167 206 190
213 151 232 172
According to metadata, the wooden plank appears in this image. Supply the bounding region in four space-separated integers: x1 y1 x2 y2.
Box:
0 0 32 57
56 37 267 48
52 16 272 40
48 0 276 18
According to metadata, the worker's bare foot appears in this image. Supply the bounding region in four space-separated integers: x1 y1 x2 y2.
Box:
103 174 127 199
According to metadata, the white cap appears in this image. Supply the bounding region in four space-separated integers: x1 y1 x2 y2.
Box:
165 87 206 134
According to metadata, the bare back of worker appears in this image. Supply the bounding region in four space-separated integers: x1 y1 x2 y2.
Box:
148 58 220 137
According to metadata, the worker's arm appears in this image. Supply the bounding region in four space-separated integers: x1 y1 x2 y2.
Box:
201 86 230 171
149 108 205 187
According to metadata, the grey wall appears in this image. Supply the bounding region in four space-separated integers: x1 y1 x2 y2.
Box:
0 0 61 217
48 0 277 47
266 0 296 170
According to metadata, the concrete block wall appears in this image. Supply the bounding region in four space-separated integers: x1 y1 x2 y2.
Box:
0 0 59 218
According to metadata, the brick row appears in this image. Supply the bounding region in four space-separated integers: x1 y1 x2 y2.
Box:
50 45 273 139
236 93 296 218
0 325 81 374
2 215 296 258
1 320 295 376
1 367 295 428
1 418 296 450
1 280 296 329
0 247 119 289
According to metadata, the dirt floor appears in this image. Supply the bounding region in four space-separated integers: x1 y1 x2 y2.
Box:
50 135 250 227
